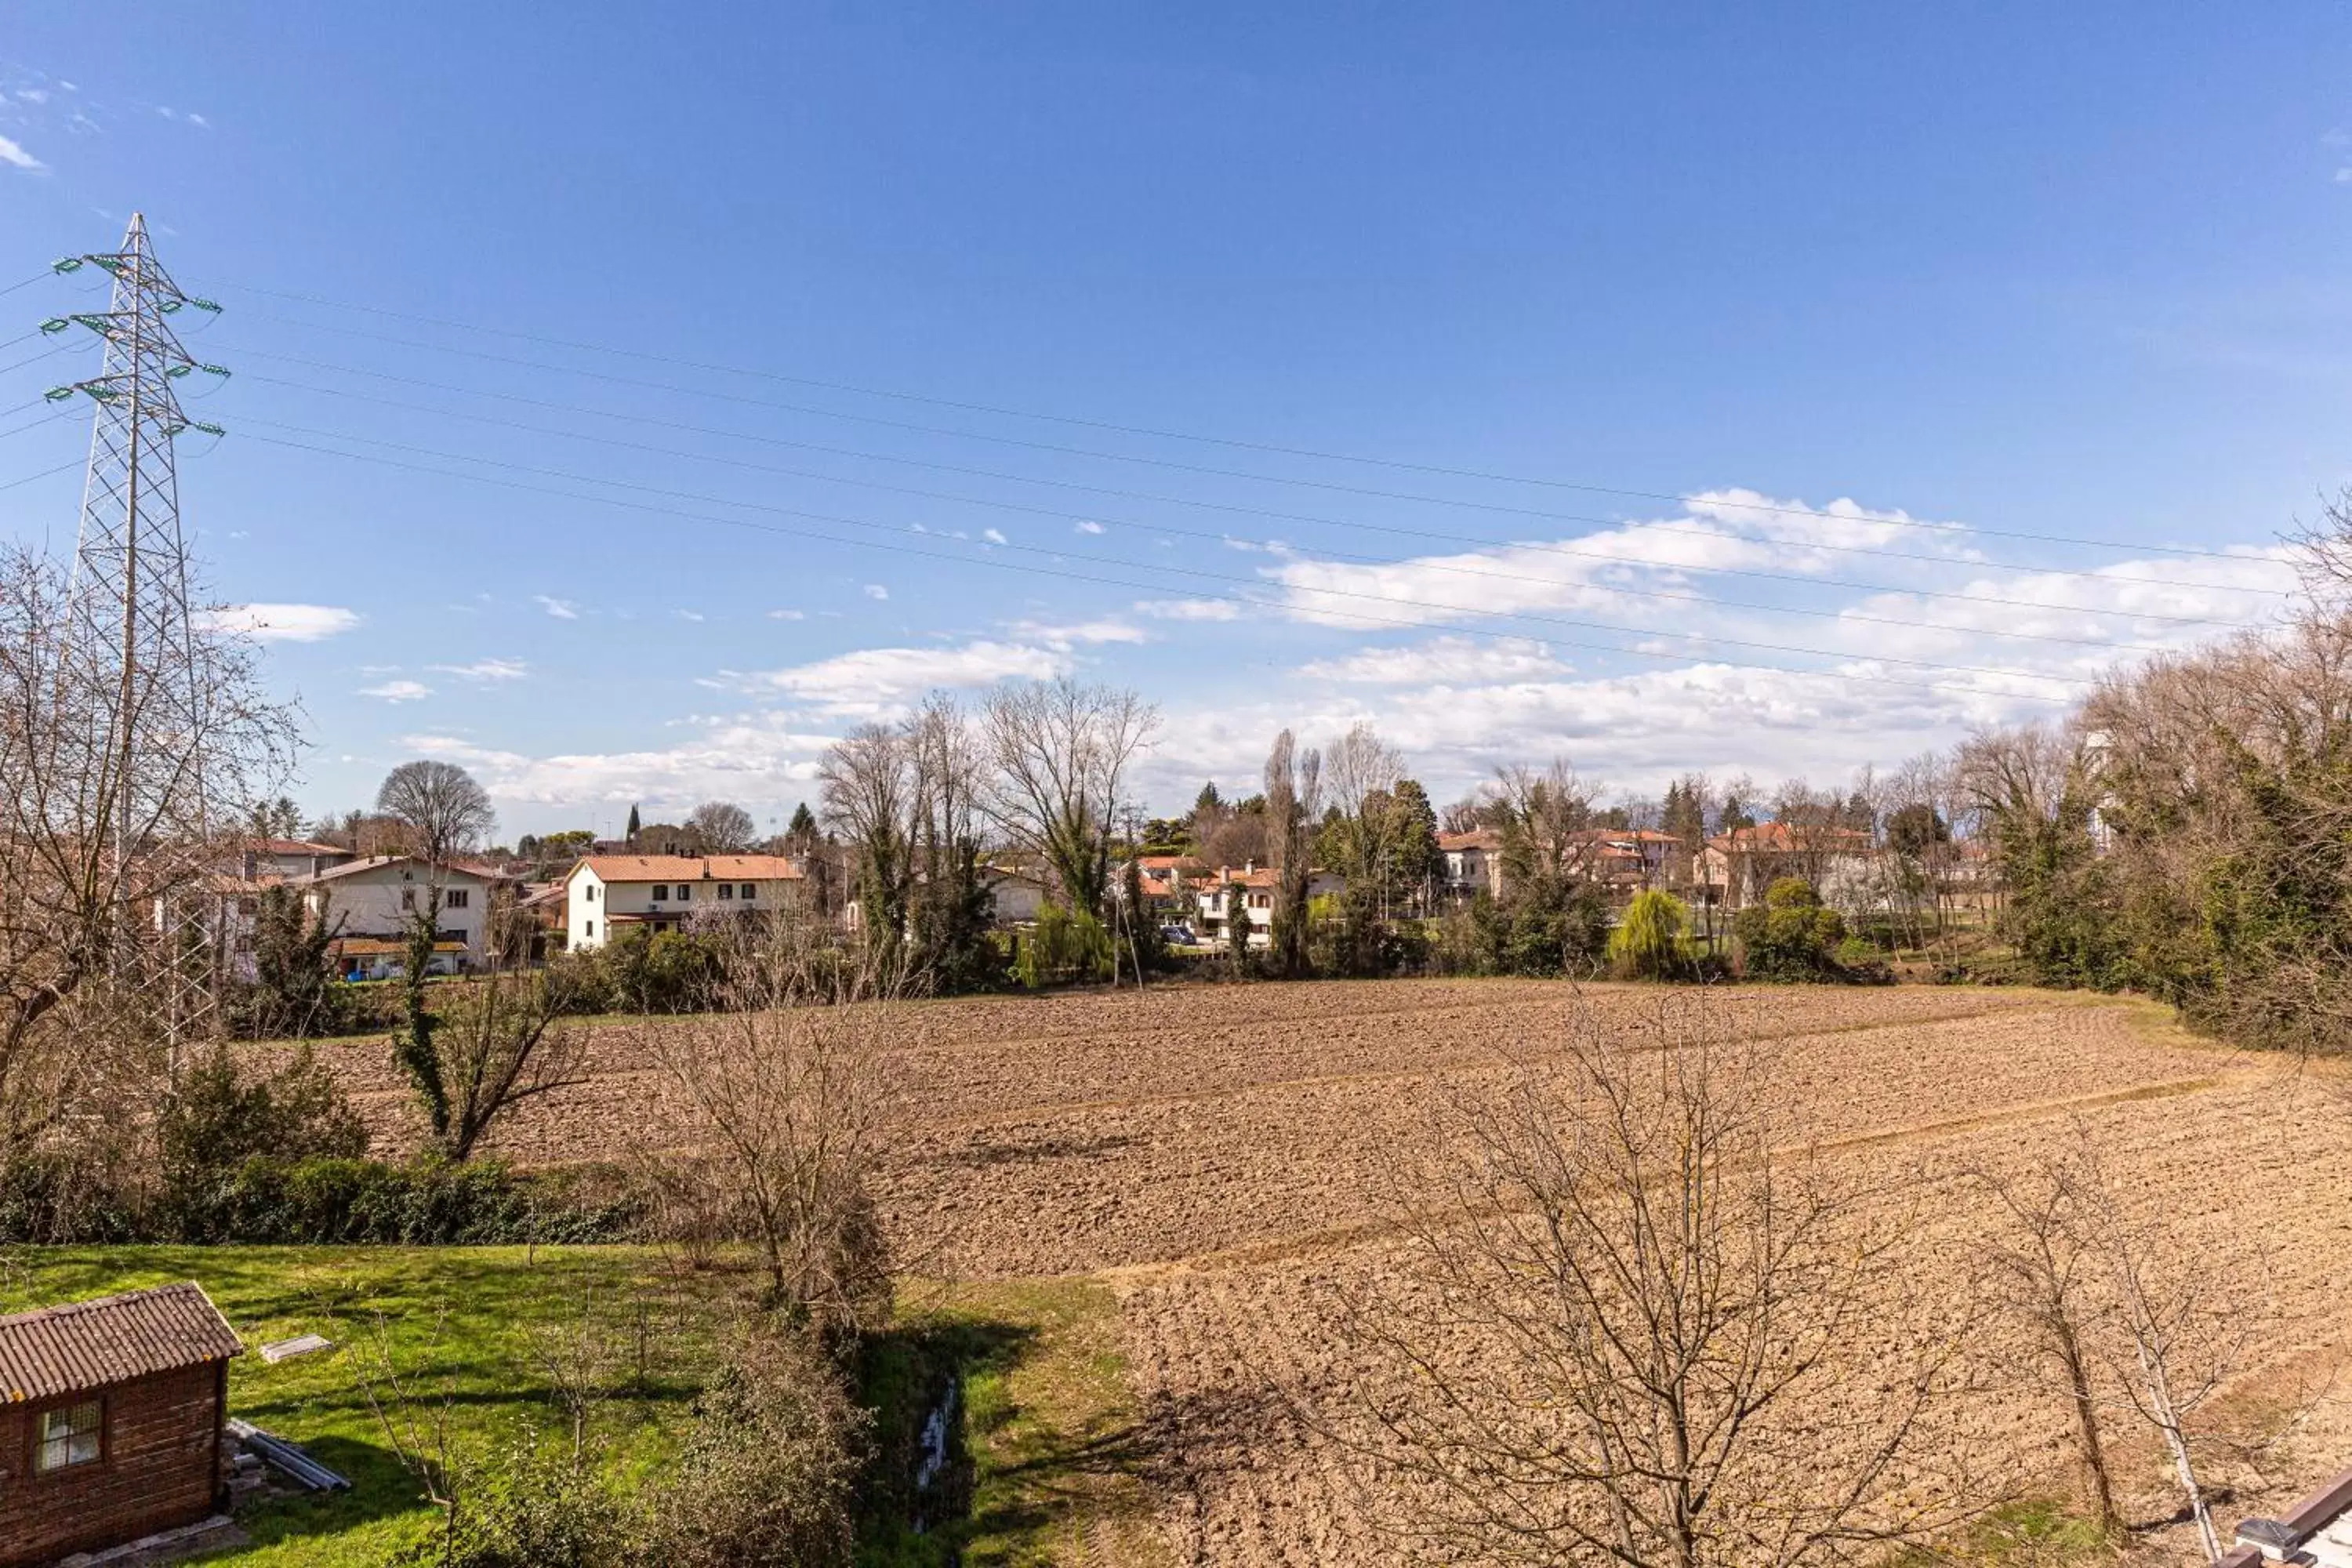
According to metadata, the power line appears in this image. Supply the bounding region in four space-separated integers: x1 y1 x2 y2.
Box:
233 413 2095 695
235 426 2077 707
222 346 2292 604
234 373 2249 655
0 459 82 494
205 277 2294 568
213 308 2291 571
0 272 54 302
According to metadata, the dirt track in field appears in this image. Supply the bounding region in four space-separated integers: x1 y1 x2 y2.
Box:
302 979 2352 1562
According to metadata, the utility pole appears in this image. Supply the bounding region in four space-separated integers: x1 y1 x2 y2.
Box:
45 214 229 1058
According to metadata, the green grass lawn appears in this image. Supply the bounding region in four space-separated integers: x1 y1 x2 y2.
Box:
0 1250 1162 1567
0 1246 724 1566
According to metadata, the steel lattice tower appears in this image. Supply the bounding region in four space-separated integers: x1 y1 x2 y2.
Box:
45 213 228 1048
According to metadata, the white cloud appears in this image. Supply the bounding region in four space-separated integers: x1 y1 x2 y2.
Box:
0 136 45 171
359 680 432 703
768 608 806 621
407 724 834 817
16 89 47 105
1075 521 1105 535
863 583 890 601
533 594 580 619
204 603 361 642
1007 617 1149 651
429 658 529 683
725 638 1068 719
677 609 706 622
1301 636 1569 684
983 528 1008 546
1134 597 1240 622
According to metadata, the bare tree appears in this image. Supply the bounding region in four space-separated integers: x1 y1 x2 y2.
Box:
1262 728 1323 977
982 677 1158 913
903 694 992 987
641 918 902 1334
1484 757 1601 888
686 800 757 854
818 723 918 949
376 760 495 866
416 963 593 1162
1322 721 1406 913
2060 1134 2256 1563
1973 1162 2124 1538
0 546 295 1174
1326 994 1976 1567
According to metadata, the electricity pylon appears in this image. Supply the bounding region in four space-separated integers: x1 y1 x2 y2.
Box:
45 214 230 1053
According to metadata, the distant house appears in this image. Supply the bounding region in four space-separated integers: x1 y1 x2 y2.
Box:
982 865 1052 927
1438 829 1503 898
233 838 353 882
1698 822 1875 911
564 855 805 951
0 1282 244 1568
288 855 507 977
1123 855 1205 917
1194 864 1345 949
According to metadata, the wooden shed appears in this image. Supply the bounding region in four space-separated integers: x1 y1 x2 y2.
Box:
0 1282 243 1567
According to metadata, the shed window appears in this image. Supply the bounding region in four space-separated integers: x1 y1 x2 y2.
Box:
35 1400 101 1473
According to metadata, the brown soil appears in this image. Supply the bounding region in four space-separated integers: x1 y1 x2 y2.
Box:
299 979 2352 1563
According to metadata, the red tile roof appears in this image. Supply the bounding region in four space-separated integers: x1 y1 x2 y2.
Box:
576 855 805 882
0 1283 242 1403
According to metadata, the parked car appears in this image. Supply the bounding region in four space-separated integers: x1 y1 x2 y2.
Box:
1160 924 1198 946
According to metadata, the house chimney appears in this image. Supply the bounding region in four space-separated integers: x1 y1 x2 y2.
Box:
1244 859 1254 876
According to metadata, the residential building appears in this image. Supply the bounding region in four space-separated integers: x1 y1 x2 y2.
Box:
564 855 805 951
234 838 354 881
289 855 506 977
1193 863 1345 949
1438 829 1502 897
1697 822 1875 911
0 1282 244 1568
983 864 1052 926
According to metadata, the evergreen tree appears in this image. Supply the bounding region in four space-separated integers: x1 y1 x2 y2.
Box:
625 803 641 844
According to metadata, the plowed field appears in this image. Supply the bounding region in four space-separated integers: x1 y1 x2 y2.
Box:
306 980 2352 1562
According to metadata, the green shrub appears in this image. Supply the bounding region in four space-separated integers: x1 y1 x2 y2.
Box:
1733 877 1848 982
650 1323 869 1568
1014 903 1112 989
1609 890 1693 980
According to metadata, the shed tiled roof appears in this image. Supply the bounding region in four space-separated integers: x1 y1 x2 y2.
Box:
0 1282 242 1403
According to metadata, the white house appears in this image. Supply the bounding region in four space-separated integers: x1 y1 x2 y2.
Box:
565 855 805 951
983 865 1051 927
289 855 505 978
1193 864 1345 949
1438 829 1502 897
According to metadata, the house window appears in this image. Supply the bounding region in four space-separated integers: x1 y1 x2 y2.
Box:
677 885 691 902
1251 892 1271 909
35 1400 101 1473
238 896 259 916
741 884 756 899
718 884 734 900
652 885 668 901
585 884 598 902
401 888 416 910
445 889 470 909
585 920 596 939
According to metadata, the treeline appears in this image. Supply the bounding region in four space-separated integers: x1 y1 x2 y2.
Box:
1960 503 2352 1054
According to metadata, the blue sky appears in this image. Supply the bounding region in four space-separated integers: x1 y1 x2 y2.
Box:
1 3 2346 838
